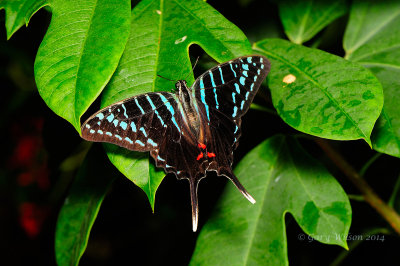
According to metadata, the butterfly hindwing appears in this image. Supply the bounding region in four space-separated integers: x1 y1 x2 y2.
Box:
187 55 271 215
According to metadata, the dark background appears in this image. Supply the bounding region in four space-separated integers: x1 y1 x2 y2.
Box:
0 0 398 265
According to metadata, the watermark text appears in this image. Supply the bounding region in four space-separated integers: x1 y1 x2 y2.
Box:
297 233 385 242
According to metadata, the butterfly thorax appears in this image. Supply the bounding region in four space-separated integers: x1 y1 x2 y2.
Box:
176 80 203 140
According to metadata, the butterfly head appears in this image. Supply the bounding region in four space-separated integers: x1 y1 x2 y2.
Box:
175 80 191 103
175 80 188 91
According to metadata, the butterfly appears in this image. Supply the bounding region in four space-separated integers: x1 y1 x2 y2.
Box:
81 55 271 231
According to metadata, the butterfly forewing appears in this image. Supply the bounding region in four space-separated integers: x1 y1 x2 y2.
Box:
82 92 180 153
193 55 270 123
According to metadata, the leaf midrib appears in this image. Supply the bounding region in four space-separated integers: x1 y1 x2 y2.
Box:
73 0 100 127
304 1 343 42
241 137 285 266
293 0 312 44
352 43 400 62
346 7 400 57
286 143 341 239
148 0 164 205
360 62 400 71
76 190 106 263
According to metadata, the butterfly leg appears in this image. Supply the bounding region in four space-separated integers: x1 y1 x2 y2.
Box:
189 178 200 232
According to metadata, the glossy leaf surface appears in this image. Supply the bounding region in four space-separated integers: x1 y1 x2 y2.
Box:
344 0 400 157
191 135 351 265
278 0 347 44
254 38 383 145
55 146 115 266
34 0 131 132
0 0 47 39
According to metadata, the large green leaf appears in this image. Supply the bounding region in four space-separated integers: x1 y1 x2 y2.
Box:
191 135 351 265
55 146 115 266
0 0 47 40
343 0 400 60
34 0 131 133
277 0 348 44
343 0 400 158
254 38 383 145
100 0 252 209
368 68 400 157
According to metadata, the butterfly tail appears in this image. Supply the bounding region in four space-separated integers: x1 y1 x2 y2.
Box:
189 178 200 232
228 174 256 204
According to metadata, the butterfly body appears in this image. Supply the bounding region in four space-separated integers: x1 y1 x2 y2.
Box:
81 55 271 231
175 80 203 144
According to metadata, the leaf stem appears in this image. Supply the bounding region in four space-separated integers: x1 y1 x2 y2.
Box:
250 103 277 115
359 153 382 177
347 194 365 202
315 138 400 236
388 173 400 208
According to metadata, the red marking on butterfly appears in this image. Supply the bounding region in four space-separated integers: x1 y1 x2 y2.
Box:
198 143 206 149
207 152 216 158
196 153 203 161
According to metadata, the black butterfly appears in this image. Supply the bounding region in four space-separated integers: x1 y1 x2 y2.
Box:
81 55 271 231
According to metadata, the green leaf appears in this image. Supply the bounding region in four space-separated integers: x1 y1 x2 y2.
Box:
100 0 252 209
369 68 400 157
104 144 164 211
343 0 400 157
343 0 400 60
0 0 47 40
253 38 383 145
191 135 351 265
278 0 348 44
34 0 131 133
55 146 115 266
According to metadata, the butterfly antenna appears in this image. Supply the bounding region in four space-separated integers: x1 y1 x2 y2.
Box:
157 74 177 82
183 56 200 81
229 174 256 204
192 56 200 71
189 178 200 232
